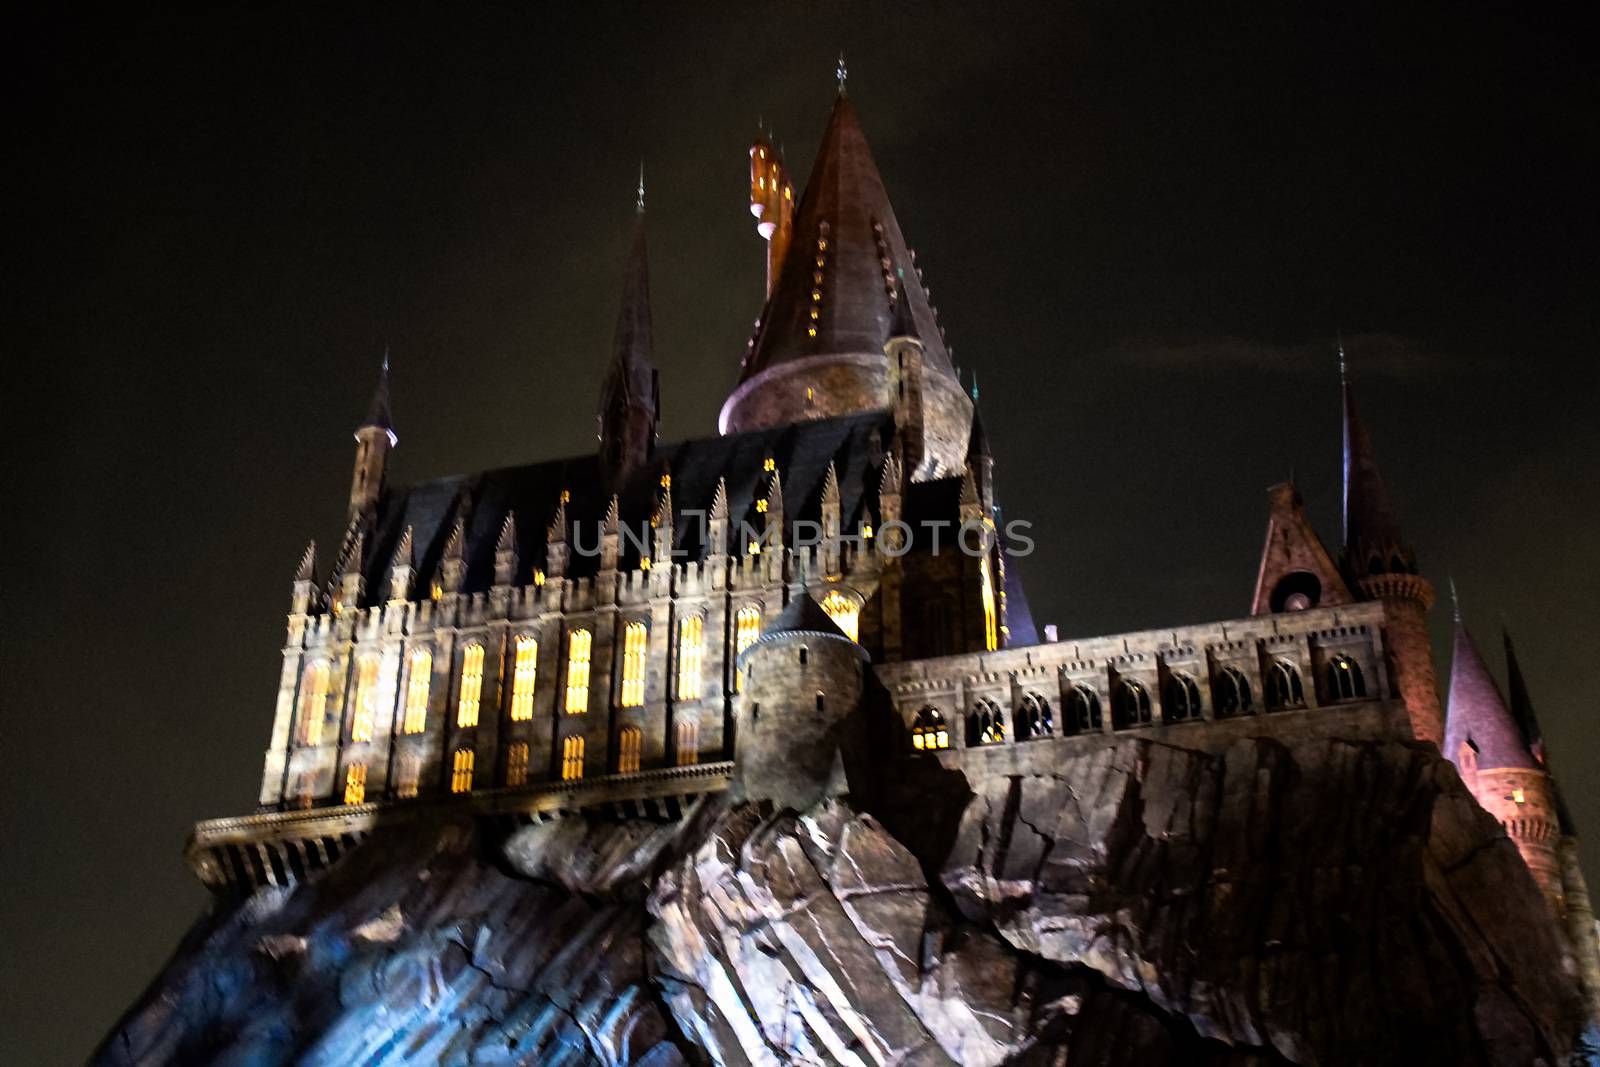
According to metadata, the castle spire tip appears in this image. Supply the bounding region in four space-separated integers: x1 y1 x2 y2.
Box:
636 161 645 214
1449 574 1462 622
835 52 848 95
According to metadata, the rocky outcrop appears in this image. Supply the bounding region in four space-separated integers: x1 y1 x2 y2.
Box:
96 737 1588 1066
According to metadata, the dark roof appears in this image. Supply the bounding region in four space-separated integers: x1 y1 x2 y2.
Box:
1002 538 1039 647
1341 375 1410 567
598 217 657 421
769 590 849 639
1444 621 1539 771
741 96 955 383
361 358 395 438
1503 629 1574 831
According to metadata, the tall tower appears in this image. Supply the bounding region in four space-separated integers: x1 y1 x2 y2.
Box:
720 92 972 480
596 181 660 486
1340 356 1443 745
348 356 396 518
749 126 794 297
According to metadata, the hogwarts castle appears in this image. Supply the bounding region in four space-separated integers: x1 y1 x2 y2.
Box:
102 84 1599 1066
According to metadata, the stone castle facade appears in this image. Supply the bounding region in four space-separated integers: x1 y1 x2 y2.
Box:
183 88 1599 1019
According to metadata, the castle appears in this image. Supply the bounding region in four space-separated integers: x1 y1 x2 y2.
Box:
183 84 1600 1018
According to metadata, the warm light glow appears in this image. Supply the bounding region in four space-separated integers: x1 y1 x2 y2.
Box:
506 742 529 786
911 709 950 751
456 643 484 727
660 473 672 488
1513 788 1526 804
820 589 861 643
344 762 367 804
979 556 999 651
403 649 431 733
763 456 776 472
618 725 642 774
747 540 762 555
676 615 704 700
559 489 571 504
565 629 592 714
430 582 443 601
396 753 420 799
350 657 378 742
640 556 652 570
807 327 817 337
298 662 330 745
756 498 768 514
861 523 874 540
733 604 762 692
620 621 647 707
450 748 474 793
533 569 547 587
510 635 537 721
561 735 584 780
675 719 699 766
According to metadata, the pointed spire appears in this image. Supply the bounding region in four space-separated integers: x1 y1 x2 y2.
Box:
603 494 621 531
495 511 517 554
709 477 729 521
636 160 645 214
1341 340 1413 578
494 510 518 586
360 350 397 444
835 51 848 95
821 461 841 507
598 185 659 482
1449 573 1462 621
389 525 414 570
1502 627 1545 758
1445 610 1539 771
294 540 318 583
1249 482 1354 616
888 268 920 341
878 453 903 499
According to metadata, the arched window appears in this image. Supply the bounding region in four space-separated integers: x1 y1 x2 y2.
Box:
450 748 474 793
298 661 330 745
675 719 699 766
820 589 861 643
618 725 642 773
620 621 647 707
561 735 585 781
395 752 421 799
967 700 1006 746
676 615 704 700
734 605 762 692
1064 685 1102 735
1326 654 1366 700
979 556 999 651
564 629 591 714
350 657 379 742
1112 679 1151 729
1266 660 1305 710
510 636 538 721
1020 694 1053 739
1162 674 1202 722
457 643 484 727
910 707 950 751
506 742 530 787
403 649 432 733
343 762 367 804
1213 667 1252 718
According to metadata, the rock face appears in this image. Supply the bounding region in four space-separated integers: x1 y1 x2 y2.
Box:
96 737 1588 1066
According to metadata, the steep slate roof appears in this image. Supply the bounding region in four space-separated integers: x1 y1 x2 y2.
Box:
598 216 658 427
1341 372 1410 569
1503 629 1575 832
768 589 850 640
741 95 955 382
361 358 396 439
1445 620 1539 771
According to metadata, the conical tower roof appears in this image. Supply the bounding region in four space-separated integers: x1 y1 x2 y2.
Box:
768 589 849 640
1445 619 1539 771
599 214 658 422
1341 360 1412 575
360 355 396 443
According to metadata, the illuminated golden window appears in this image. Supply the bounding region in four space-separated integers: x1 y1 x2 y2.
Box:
343 762 367 804
396 753 420 799
561 735 584 781
533 568 546 587
1512 788 1527 805
506 742 529 787
298 661 330 745
675 719 699 766
450 748 474 793
350 657 379 742
456 643 484 727
620 622 647 707
403 649 432 734
763 456 776 472
910 708 950 751
430 582 443 601
734 605 762 692
510 636 538 721
564 629 592 714
979 556 999 652
820 590 861 643
756 498 768 513
618 725 642 774
676 615 704 700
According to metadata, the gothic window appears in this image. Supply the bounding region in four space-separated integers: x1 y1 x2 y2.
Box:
561 736 585 781
966 700 1006 746
1213 667 1252 718
734 605 762 692
395 752 421 799
1326 654 1366 701
1020 694 1054 739
350 657 379 742
820 589 861 643
506 742 530 787
294 770 316 808
979 556 999 651
1064 685 1102 735
343 762 366 805
620 621 647 707
676 615 704 700
564 629 592 714
298 661 330 746
910 707 950 751
450 748 474 793
403 649 432 733
510 636 538 721
1266 660 1305 710
1112 679 1152 729
1162 674 1202 722
457 643 484 727
675 719 699 766
618 725 643 773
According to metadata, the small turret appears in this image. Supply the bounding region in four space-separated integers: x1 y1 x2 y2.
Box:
349 355 396 518
750 125 794 296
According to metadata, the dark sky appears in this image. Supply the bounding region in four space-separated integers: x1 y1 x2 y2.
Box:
5 4 1596 1061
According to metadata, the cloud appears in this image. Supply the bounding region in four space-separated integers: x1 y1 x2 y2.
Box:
1097 332 1480 379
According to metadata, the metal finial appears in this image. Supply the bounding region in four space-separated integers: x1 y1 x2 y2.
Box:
636 162 645 214
1449 574 1462 621
382 345 390 374
970 369 980 402
836 52 848 94
1336 327 1347 384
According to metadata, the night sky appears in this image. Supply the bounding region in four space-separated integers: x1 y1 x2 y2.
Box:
6 5 1597 1061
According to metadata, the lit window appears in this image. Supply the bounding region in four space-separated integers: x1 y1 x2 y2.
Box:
620 622 647 707
1325 654 1366 701
763 456 776 472
675 719 699 766
430 582 443 601
298 662 330 746
533 569 546 587
966 700 1005 745
450 748 474 793
1512 788 1526 805
343 762 367 804
734 605 762 692
350 657 379 742
676 615 704 700
396 752 421 799
510 636 538 721
756 498 769 514
820 589 860 643
457 643 484 727
979 556 999 651
403 649 432 734
565 629 592 714
506 742 529 787
911 707 950 751
618 725 642 773
561 735 584 781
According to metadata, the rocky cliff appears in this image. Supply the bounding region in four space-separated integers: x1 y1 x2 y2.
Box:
95 736 1588 1066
